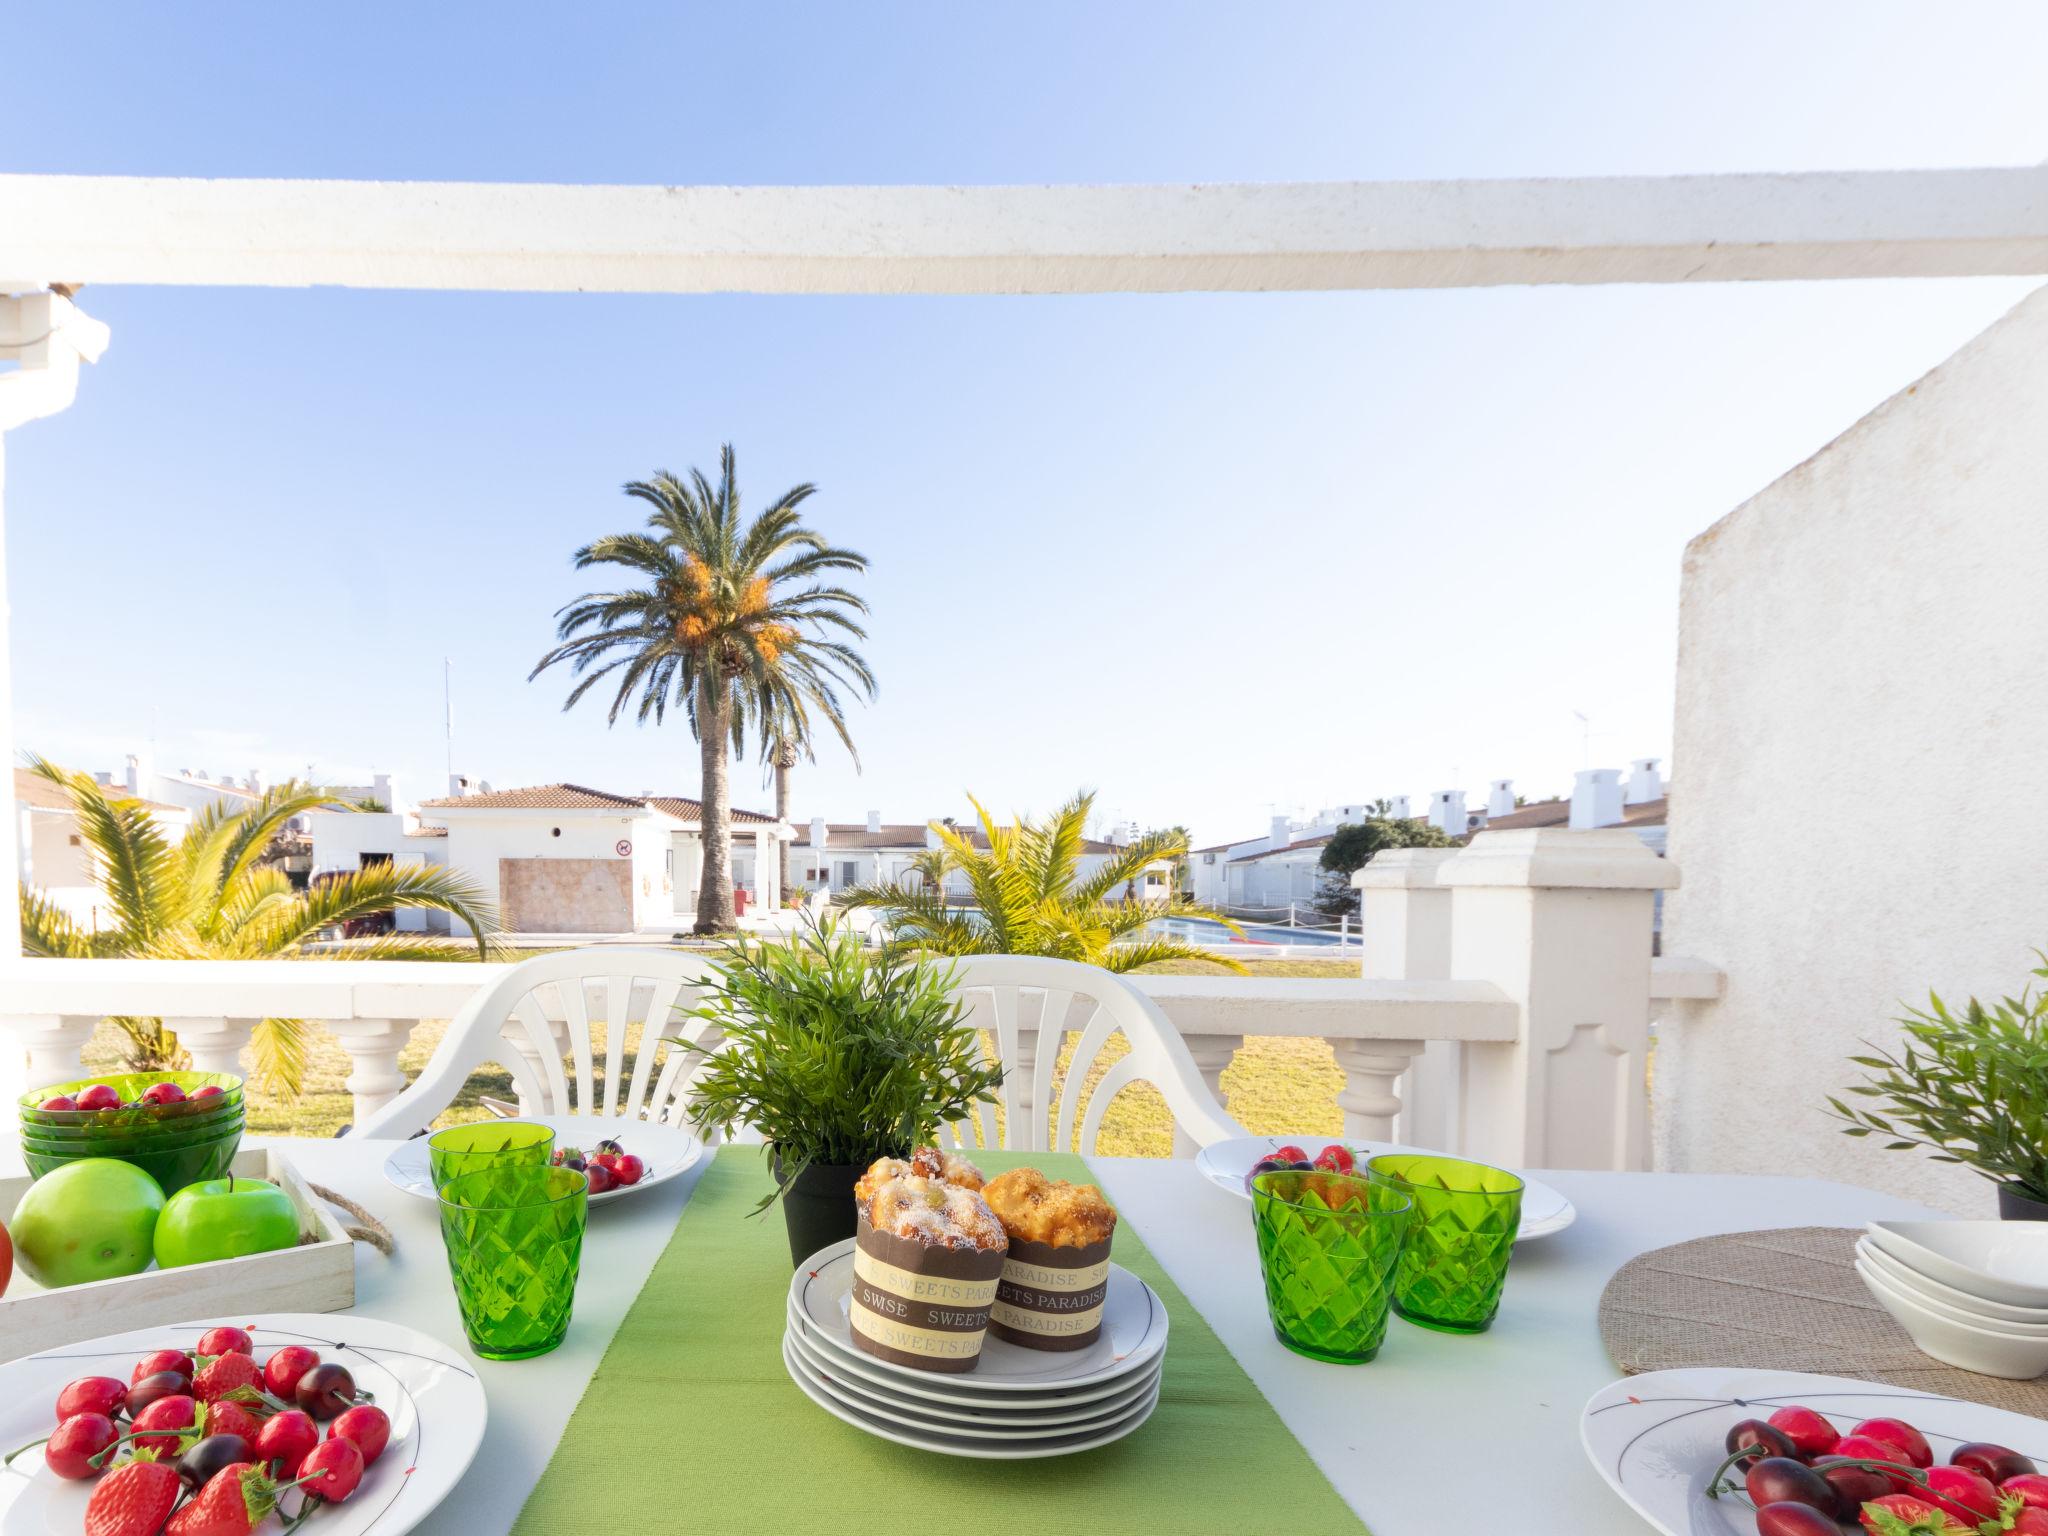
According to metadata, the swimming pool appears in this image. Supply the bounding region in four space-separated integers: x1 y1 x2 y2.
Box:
1146 916 1353 948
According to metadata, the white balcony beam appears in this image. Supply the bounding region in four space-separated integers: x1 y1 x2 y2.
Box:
2 169 2045 296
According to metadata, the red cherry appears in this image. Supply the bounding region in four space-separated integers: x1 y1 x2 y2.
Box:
38 1095 78 1111
262 1345 320 1399
1312 1144 1355 1175
132 1350 193 1386
329 1403 391 1466
1766 1405 1838 1459
1832 1435 1921 1492
1271 1145 1309 1164
44 1413 119 1480
191 1083 225 1100
194 1326 252 1358
2006 1473 2048 1510
254 1409 319 1477
75 1084 121 1112
585 1162 616 1195
610 1153 645 1186
295 1437 364 1503
128 1394 198 1457
1921 1465 2002 1524
139 1082 186 1106
55 1375 127 1423
1854 1417 1933 1468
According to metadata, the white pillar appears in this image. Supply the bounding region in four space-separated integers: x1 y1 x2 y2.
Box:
1354 848 1460 1148
12 1013 97 1096
0 436 16 959
165 1016 257 1078
1173 1032 1244 1158
1437 828 1677 1171
326 1017 416 1127
1332 1038 1427 1141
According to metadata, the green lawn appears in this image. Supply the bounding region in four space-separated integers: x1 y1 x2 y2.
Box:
78 955 1360 1155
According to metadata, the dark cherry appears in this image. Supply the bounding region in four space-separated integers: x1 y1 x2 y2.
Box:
1745 1457 1837 1515
1813 1455 1894 1517
1755 1502 1844 1536
125 1371 191 1417
1725 1419 1801 1467
295 1362 358 1420
1954 1442 2038 1484
176 1433 250 1489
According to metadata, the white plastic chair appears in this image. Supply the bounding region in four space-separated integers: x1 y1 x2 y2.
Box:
935 955 1246 1155
353 947 721 1140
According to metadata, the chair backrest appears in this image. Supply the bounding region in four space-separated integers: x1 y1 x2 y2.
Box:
933 955 1245 1156
353 947 721 1140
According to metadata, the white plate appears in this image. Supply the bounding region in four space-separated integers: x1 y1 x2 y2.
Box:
0 1312 485 1536
1582 1366 2048 1535
1866 1220 2048 1308
790 1238 1167 1394
781 1335 1160 1459
782 1332 1158 1439
382 1114 702 1206
784 1317 1162 1423
1193 1135 1578 1240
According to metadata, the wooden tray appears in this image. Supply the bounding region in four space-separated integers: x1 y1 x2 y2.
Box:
0 1147 356 1359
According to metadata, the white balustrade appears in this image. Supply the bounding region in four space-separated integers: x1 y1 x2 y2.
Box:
0 832 1720 1159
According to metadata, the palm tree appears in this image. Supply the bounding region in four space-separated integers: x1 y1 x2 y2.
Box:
531 446 875 933
839 790 1247 974
19 759 498 1095
753 684 861 904
906 845 957 901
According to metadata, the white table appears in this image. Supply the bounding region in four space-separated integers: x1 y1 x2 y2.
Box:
97 1139 1949 1534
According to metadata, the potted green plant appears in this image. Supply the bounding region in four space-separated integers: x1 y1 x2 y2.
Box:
1830 957 2048 1219
678 917 1003 1264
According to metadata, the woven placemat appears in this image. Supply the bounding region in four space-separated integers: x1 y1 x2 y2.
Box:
1599 1226 2048 1416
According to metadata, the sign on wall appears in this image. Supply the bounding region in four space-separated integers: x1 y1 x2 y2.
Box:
615 839 633 857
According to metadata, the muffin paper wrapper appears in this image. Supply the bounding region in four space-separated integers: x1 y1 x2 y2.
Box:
848 1211 1006 1374
989 1233 1114 1351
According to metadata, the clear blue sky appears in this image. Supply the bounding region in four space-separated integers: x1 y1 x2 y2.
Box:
4 4 2043 845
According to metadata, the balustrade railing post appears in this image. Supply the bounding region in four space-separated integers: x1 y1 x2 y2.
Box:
1354 849 1458 1148
1436 828 1676 1172
1174 1032 1244 1157
327 1017 415 1129
1331 1038 1426 1141
4 1014 98 1124
165 1016 257 1078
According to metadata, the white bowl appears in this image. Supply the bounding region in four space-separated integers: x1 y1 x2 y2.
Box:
1856 1237 2048 1325
1866 1220 2048 1309
1858 1256 2048 1379
1855 1248 2048 1334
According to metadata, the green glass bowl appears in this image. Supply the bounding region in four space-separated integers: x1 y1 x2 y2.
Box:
20 1110 245 1154
21 1128 241 1197
20 1100 246 1146
20 1071 244 1126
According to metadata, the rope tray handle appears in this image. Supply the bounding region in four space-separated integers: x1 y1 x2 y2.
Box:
309 1182 396 1257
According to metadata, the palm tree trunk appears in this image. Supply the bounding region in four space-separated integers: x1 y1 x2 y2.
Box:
696 677 737 933
774 749 793 899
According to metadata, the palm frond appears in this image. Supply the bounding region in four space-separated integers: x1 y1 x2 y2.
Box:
1100 938 1248 975
18 885 93 957
247 1017 313 1098
27 756 176 943
237 863 498 956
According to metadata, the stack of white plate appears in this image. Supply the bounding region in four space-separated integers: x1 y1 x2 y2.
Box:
782 1237 1168 1459
1858 1220 2048 1378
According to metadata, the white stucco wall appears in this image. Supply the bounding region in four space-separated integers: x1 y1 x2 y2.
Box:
426 811 657 936
1657 284 2048 1215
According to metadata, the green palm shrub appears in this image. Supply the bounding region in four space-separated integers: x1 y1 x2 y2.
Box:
19 758 498 1095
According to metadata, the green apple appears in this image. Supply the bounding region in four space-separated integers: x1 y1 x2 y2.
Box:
154 1175 300 1269
12 1158 163 1288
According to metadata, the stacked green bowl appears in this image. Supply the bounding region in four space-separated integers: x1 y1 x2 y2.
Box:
18 1071 245 1195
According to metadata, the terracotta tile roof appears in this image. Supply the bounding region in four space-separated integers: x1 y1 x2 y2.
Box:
416 782 775 824
14 769 180 815
404 827 449 838
1478 794 1669 831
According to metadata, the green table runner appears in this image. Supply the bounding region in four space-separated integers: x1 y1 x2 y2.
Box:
513 1147 1369 1535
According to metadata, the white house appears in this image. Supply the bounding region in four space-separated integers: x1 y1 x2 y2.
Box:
13 767 193 929
790 812 1171 902
307 779 788 935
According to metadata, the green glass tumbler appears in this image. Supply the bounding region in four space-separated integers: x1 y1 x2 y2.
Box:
1365 1153 1523 1334
427 1120 555 1191
437 1164 589 1360
1249 1170 1413 1364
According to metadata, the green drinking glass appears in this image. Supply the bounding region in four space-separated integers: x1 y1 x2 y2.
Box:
1249 1169 1413 1364
427 1121 555 1190
1365 1153 1523 1334
436 1164 589 1360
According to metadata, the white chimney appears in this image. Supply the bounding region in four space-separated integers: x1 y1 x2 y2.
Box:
125 753 143 793
447 773 471 797
1428 790 1466 835
1269 815 1292 852
1385 795 1411 820
371 772 393 807
924 824 941 850
866 809 882 834
1570 769 1626 829
248 769 265 795
1626 758 1663 806
93 771 113 786
809 817 828 848
1488 779 1515 818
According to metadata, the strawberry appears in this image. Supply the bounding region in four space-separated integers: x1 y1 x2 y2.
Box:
191 1352 261 1404
194 1327 252 1358
85 1453 180 1536
1271 1144 1309 1164
164 1461 283 1536
1312 1144 1355 1175
1859 1493 1974 1535
2009 1475 2048 1510
2012 1508 2048 1536
202 1400 262 1444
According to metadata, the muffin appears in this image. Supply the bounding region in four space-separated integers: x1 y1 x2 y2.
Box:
852 1146 985 1205
848 1160 1008 1374
981 1167 1119 1351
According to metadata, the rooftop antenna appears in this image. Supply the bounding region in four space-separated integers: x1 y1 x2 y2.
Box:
1572 710 1591 768
444 658 454 782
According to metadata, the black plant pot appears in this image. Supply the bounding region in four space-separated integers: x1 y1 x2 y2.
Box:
1997 1183 2048 1222
775 1155 867 1267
